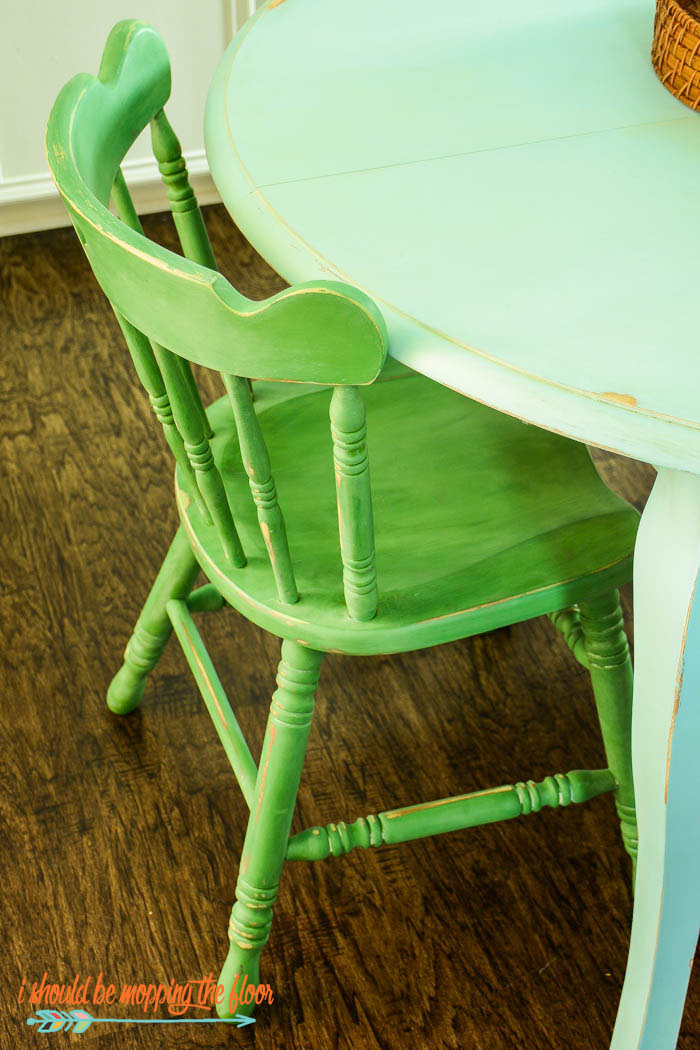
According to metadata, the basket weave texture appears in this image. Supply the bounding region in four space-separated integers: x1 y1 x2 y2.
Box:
652 0 700 109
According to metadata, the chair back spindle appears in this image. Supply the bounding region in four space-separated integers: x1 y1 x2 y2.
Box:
111 167 142 230
223 374 299 604
113 308 211 523
150 108 217 270
149 112 298 602
150 108 299 604
111 167 212 441
110 169 241 561
330 386 377 621
154 339 246 566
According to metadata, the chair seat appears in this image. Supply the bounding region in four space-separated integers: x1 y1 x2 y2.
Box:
176 368 638 655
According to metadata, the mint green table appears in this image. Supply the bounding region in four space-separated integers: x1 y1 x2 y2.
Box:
205 1 699 1045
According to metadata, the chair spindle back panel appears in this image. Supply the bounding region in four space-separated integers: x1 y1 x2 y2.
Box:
46 19 388 617
111 169 242 565
150 113 297 600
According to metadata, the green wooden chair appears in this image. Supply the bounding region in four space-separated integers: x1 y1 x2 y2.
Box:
47 20 640 1019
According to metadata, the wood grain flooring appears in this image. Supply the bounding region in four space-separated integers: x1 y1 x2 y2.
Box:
0 205 697 1049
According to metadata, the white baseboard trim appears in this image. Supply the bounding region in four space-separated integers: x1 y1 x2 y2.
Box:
0 149 221 237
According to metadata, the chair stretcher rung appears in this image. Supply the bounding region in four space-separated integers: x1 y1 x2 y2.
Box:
549 608 589 668
167 598 257 808
186 584 225 612
286 768 616 861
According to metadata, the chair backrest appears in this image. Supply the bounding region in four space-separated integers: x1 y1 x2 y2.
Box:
46 20 388 621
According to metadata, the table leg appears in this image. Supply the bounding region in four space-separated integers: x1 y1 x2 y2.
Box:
611 467 700 1049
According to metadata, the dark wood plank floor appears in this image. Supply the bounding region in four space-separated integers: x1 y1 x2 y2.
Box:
1 205 697 1049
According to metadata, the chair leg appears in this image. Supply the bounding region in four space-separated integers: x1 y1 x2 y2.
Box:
611 466 700 1049
217 639 323 1019
106 525 201 715
579 589 638 881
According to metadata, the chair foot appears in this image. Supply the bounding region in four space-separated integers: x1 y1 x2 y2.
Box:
106 526 201 714
216 913 265 1018
579 589 638 879
216 639 323 1019
107 659 149 715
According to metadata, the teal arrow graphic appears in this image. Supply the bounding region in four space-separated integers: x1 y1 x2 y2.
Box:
26 1008 255 1033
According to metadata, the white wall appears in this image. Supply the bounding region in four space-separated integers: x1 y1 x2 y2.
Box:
0 1 256 235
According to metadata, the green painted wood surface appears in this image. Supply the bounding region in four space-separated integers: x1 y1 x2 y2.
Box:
218 640 323 1019
223 373 298 605
106 525 201 715
47 17 644 1034
147 112 299 602
154 338 247 567
113 307 210 520
45 21 387 388
330 386 377 621
549 606 589 668
580 590 638 878
185 584 225 613
286 768 616 861
111 170 214 447
167 598 258 809
178 378 638 655
150 108 218 270
127 99 298 604
205 0 700 473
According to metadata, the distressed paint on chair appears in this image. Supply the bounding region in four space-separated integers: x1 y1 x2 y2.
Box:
579 590 638 880
134 114 298 602
223 372 298 605
106 525 200 715
150 107 218 270
47 20 641 1028
220 640 324 1001
330 385 377 621
286 768 617 861
111 167 214 444
113 307 210 520
167 598 258 808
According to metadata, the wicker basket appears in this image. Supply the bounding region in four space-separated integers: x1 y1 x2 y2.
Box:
652 0 700 109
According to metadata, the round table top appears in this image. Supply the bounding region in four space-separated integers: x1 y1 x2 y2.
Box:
205 0 700 471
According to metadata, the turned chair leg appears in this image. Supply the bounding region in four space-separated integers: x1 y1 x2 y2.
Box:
217 639 323 1019
579 589 638 882
106 525 201 715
